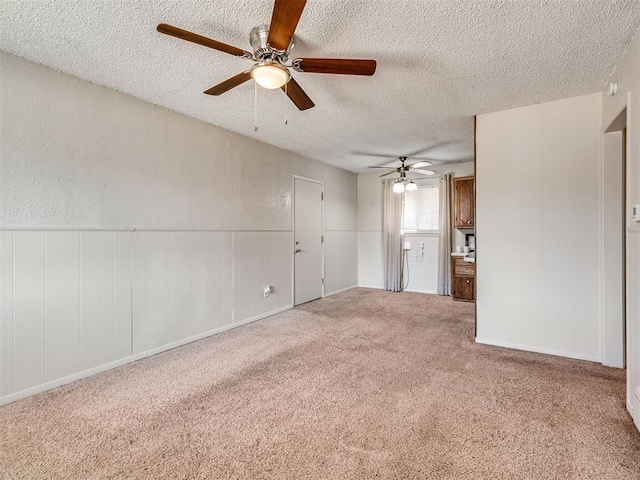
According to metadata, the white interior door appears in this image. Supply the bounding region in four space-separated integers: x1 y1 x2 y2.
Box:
294 177 323 305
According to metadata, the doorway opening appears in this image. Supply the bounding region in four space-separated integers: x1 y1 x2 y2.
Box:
602 107 627 370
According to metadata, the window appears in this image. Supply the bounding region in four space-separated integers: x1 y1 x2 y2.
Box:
403 185 439 232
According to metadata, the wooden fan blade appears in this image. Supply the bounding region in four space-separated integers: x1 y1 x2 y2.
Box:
411 168 436 175
267 0 307 51
379 171 397 178
293 58 377 75
281 77 314 110
406 161 433 168
157 23 250 58
204 72 252 96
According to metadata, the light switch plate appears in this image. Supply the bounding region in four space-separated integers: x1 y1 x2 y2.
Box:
632 204 640 222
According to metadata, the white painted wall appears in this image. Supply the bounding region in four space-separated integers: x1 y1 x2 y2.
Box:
403 235 439 294
0 52 357 404
1 231 133 397
357 163 474 292
476 93 603 362
357 172 385 289
601 28 640 428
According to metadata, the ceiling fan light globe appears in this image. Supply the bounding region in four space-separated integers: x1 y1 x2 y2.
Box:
405 181 418 191
251 63 290 89
392 181 405 193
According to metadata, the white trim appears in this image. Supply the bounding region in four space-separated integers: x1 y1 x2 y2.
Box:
291 174 324 185
598 122 606 368
404 288 438 295
475 337 601 363
357 284 384 290
0 304 292 407
323 285 358 298
0 228 292 233
633 388 640 429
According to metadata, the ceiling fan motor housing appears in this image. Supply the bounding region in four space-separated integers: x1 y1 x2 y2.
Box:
250 24 292 61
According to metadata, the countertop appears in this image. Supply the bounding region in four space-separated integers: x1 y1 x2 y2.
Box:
451 251 475 263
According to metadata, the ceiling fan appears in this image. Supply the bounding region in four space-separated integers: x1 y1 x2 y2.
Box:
368 157 436 178
157 0 377 111
368 157 435 192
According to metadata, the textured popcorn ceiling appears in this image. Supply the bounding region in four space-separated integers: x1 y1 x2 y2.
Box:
1 1 639 173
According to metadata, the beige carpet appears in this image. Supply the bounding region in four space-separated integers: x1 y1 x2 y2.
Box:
1 288 639 479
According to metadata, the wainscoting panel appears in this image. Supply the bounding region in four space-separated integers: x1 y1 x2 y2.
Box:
0 229 302 404
476 93 602 361
131 231 234 354
357 231 384 289
233 232 293 323
45 231 81 382
13 231 46 393
0 231 133 397
79 231 133 370
113 232 133 361
100 232 116 364
80 232 102 371
324 230 357 295
1 232 15 396
629 230 640 421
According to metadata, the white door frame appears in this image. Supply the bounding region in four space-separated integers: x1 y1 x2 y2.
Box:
292 175 325 304
600 104 628 372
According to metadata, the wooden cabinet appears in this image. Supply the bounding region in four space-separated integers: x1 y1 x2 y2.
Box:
454 176 475 228
452 256 475 302
453 277 475 302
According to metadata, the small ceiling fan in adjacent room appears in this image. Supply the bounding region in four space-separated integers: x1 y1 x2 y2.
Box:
157 0 377 111
367 156 436 193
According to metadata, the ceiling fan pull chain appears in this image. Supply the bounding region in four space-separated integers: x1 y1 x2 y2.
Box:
284 81 288 125
254 80 258 132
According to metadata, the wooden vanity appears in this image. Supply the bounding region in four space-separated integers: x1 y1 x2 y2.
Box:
452 255 475 302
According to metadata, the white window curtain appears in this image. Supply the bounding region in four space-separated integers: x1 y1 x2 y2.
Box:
437 174 452 295
383 180 404 292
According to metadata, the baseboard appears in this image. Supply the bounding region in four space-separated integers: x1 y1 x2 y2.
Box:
633 388 640 432
323 285 358 297
474 337 601 363
404 288 438 294
234 305 293 325
357 284 384 290
0 304 293 407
